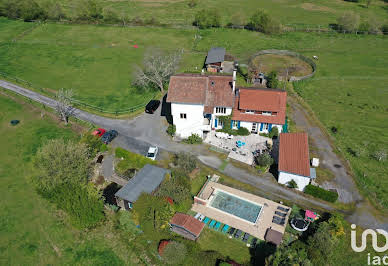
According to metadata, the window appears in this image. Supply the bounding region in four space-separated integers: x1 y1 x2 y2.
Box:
216 107 226 114
180 113 187 119
232 120 238 128
262 111 272 116
245 110 254 114
263 123 269 130
218 119 223 128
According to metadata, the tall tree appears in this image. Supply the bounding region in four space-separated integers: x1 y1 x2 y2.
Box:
55 88 75 124
134 49 183 92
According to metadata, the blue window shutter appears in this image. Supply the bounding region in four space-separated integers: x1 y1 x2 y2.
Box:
230 120 233 129
269 124 273 131
215 118 218 127
237 121 241 129
260 123 264 131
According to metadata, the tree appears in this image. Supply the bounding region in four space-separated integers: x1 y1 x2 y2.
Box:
193 9 221 29
102 6 120 23
161 241 187 265
337 11 360 33
229 12 246 27
134 49 183 92
248 9 281 34
32 138 91 192
72 0 103 21
366 0 372 8
269 126 279 138
155 172 191 202
19 0 47 21
266 242 312 266
173 152 197 174
55 88 75 124
256 152 274 167
266 71 279 88
287 179 298 189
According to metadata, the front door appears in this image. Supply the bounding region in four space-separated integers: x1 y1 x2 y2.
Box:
252 123 257 133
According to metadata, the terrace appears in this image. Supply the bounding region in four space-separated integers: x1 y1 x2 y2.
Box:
192 181 290 240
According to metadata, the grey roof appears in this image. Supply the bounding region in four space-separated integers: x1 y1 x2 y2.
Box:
310 168 316 179
115 164 170 202
205 47 226 64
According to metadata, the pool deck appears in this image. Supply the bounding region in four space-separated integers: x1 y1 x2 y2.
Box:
192 181 290 240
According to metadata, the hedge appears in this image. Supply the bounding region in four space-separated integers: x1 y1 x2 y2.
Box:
115 147 156 174
304 184 338 203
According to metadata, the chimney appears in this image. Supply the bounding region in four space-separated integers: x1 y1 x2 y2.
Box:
232 63 238 93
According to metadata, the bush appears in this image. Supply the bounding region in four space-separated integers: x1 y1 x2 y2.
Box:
155 171 191 202
115 147 156 174
256 152 273 167
237 126 250 136
166 124 176 136
266 71 279 88
184 133 202 144
173 152 197 173
217 127 250 136
193 9 221 29
80 133 105 158
102 7 120 23
269 126 279 138
287 179 298 189
337 11 360 32
51 183 104 228
119 211 141 234
382 24 388 35
247 9 281 34
161 241 187 265
304 184 338 203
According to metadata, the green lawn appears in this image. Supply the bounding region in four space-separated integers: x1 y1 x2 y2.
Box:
0 94 141 265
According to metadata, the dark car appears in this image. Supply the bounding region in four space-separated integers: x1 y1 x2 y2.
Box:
145 100 160 114
101 130 118 144
228 228 235 235
242 232 250 242
234 229 242 239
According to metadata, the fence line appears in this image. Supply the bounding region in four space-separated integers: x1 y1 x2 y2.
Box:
0 71 157 115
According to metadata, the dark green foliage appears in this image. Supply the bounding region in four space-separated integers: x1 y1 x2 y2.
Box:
193 9 221 29
255 152 274 167
115 147 156 174
166 124 176 136
161 241 187 265
155 171 191 202
187 0 197 8
304 184 339 202
73 0 103 21
0 0 47 21
184 133 203 144
266 241 311 266
236 126 250 136
50 183 105 228
382 24 388 35
266 71 279 88
119 211 142 235
80 133 106 158
173 152 197 174
102 7 120 23
287 179 298 189
269 126 279 138
247 9 281 34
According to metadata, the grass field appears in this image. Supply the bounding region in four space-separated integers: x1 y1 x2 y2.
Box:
0 17 387 210
55 0 388 27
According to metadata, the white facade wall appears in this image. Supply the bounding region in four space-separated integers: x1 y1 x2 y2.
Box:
278 171 310 191
211 107 232 129
233 121 283 134
171 103 205 138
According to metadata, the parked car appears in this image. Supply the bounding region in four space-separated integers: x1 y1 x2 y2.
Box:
145 100 160 114
146 146 158 160
228 228 235 235
234 229 242 239
242 232 250 242
92 128 106 137
101 130 118 144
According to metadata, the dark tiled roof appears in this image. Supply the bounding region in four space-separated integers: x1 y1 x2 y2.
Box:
205 47 226 64
166 74 235 110
115 164 170 202
278 133 310 177
265 228 283 245
232 88 287 124
170 213 205 237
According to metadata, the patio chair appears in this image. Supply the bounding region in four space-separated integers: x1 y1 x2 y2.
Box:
222 224 229 233
214 222 221 230
203 217 210 224
199 214 205 221
277 206 290 212
228 227 235 235
208 220 216 228
194 213 201 219
275 211 287 217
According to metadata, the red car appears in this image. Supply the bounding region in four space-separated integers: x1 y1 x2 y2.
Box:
92 128 106 137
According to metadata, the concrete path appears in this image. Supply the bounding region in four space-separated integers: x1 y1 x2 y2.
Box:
2 80 387 231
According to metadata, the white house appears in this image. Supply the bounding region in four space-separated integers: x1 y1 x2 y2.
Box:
277 132 315 191
166 73 236 138
231 88 287 134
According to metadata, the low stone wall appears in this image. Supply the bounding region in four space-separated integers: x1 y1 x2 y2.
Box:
250 49 317 81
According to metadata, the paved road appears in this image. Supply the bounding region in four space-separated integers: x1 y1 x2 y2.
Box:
2 80 387 231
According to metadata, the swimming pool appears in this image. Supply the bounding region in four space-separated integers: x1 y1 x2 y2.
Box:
209 190 262 223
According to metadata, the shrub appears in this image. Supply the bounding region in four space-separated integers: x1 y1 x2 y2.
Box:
337 11 360 32
166 124 176 136
173 152 197 173
269 126 279 138
217 127 250 136
266 71 279 88
184 133 203 144
247 9 281 34
51 183 105 228
80 133 105 158
119 211 141 234
102 7 120 23
256 152 274 167
237 126 250 136
193 9 221 29
161 241 187 265
304 184 338 203
382 24 388 35
155 172 191 202
287 179 298 189
115 147 156 174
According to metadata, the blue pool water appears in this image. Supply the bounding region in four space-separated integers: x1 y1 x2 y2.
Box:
210 190 262 223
